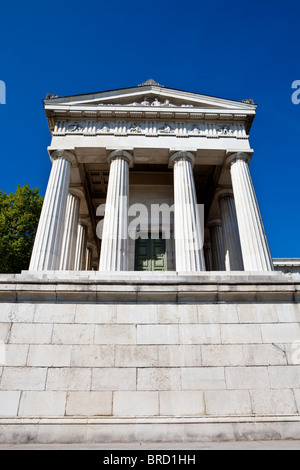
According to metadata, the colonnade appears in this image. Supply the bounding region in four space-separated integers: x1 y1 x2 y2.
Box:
29 149 273 272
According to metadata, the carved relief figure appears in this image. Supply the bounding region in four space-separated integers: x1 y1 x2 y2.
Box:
140 97 150 106
129 123 142 133
100 123 111 133
116 97 193 107
159 123 173 133
68 123 84 132
151 98 161 106
218 125 233 135
191 125 201 134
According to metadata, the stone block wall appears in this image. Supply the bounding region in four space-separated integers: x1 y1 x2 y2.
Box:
1 301 300 422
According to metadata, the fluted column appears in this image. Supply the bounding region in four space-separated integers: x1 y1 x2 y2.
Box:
207 218 226 271
169 151 206 272
85 247 92 271
99 150 133 271
218 192 244 271
59 193 80 270
227 152 274 271
29 150 77 271
74 223 87 271
204 242 213 271
86 240 96 271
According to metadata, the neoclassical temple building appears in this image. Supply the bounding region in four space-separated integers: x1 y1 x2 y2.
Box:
30 79 273 274
0 80 300 444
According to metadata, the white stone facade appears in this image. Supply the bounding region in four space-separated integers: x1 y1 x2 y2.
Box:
0 272 300 442
1 81 299 443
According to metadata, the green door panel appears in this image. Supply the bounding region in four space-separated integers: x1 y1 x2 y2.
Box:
135 238 152 271
152 239 167 271
135 236 167 271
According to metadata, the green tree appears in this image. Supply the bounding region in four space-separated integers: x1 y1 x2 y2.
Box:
0 185 44 273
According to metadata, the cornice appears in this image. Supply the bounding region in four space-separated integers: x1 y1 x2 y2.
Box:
45 104 254 121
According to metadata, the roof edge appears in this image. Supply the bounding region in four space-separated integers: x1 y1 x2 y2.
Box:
43 84 257 107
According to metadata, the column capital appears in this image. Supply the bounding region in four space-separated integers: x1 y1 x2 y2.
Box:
107 149 134 167
87 239 97 250
78 216 92 228
50 149 78 167
69 186 85 201
207 217 222 228
168 151 195 168
225 151 253 167
215 188 234 201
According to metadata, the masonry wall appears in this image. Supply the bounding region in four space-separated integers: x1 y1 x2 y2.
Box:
1 301 300 422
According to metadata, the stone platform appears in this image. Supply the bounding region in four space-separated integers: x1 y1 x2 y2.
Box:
0 271 300 443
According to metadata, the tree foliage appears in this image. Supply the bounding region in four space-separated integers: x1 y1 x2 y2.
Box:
0 185 44 273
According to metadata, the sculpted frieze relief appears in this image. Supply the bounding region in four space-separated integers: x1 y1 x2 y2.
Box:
158 123 175 134
96 96 194 108
129 123 143 133
100 123 111 133
54 120 247 139
67 122 84 132
217 125 234 136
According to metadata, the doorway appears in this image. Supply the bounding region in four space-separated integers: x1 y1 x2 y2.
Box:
134 235 167 271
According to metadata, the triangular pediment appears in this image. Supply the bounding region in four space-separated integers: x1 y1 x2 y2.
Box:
44 83 256 112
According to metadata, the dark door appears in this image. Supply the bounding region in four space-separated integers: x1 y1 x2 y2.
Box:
135 236 167 271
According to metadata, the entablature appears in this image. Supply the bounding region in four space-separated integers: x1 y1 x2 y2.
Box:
51 118 249 140
44 83 257 135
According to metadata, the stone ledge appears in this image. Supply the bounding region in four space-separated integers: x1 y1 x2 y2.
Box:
2 270 299 285
0 416 300 443
1 415 300 424
0 272 299 303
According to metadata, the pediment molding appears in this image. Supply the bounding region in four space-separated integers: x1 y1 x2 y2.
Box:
45 85 256 134
44 86 256 110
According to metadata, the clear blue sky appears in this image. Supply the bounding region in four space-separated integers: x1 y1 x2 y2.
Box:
0 0 299 258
